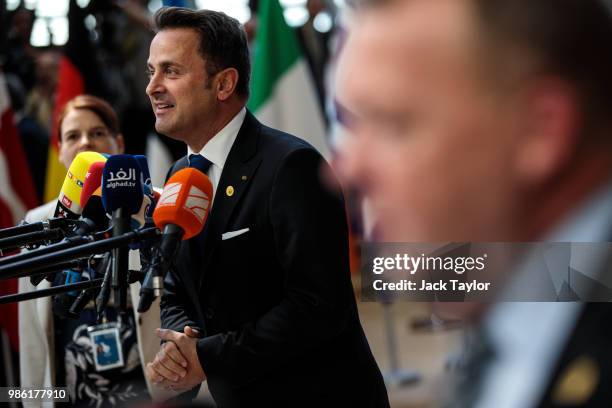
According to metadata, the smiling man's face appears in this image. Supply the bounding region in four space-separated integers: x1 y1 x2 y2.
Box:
146 28 218 143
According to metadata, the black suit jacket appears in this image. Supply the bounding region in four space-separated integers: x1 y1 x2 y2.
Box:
538 248 612 408
160 111 389 407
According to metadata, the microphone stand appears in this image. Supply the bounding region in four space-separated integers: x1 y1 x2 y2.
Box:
0 217 75 240
20 259 93 283
0 229 64 254
0 227 159 280
0 278 103 304
0 236 92 268
111 208 130 313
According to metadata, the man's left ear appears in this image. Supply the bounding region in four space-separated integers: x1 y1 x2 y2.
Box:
216 68 239 101
514 77 582 186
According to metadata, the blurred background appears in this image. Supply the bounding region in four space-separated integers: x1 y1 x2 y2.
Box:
0 0 346 202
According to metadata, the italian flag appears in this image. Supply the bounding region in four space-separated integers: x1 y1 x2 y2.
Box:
249 0 330 159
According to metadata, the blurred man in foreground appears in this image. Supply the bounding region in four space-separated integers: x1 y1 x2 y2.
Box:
336 0 612 406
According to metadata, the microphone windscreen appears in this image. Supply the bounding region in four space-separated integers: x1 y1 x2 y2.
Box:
56 152 107 218
80 161 105 209
134 155 157 217
102 155 144 215
81 196 108 231
131 194 152 229
134 155 152 189
153 168 212 240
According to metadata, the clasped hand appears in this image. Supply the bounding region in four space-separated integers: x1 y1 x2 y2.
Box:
146 325 206 391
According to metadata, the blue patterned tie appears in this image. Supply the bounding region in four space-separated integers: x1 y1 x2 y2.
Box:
188 154 213 175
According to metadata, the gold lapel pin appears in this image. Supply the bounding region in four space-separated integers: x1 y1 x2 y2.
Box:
551 355 600 405
241 175 247 181
226 186 235 197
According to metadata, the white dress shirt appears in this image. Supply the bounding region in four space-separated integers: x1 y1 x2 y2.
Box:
187 108 246 200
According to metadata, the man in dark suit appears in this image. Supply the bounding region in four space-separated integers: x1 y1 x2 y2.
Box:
144 7 389 407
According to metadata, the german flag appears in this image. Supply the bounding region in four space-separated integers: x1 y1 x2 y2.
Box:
44 0 108 202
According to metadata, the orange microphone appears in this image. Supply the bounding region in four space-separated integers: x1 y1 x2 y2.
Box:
153 167 213 239
138 168 213 312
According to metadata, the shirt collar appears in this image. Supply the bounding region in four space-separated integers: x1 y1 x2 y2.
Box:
482 180 612 355
187 107 246 170
545 180 612 242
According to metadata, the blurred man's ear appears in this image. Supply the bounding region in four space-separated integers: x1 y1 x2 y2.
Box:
116 134 126 154
513 77 581 187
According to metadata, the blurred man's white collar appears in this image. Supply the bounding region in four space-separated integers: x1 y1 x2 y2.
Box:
545 180 612 242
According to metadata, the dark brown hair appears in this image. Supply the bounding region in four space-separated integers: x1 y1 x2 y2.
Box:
153 7 251 98
472 0 612 134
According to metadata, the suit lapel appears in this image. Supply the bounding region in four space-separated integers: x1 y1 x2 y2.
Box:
162 112 263 302
198 111 262 289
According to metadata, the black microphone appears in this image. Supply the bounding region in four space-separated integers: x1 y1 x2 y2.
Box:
0 194 157 284
94 208 155 320
0 218 97 257
68 253 112 318
0 234 91 276
95 257 113 321
102 155 144 313
0 278 104 304
9 258 91 283
52 269 85 319
29 218 98 286
93 263 143 320
0 228 64 254
0 218 74 240
134 155 156 218
0 227 159 281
